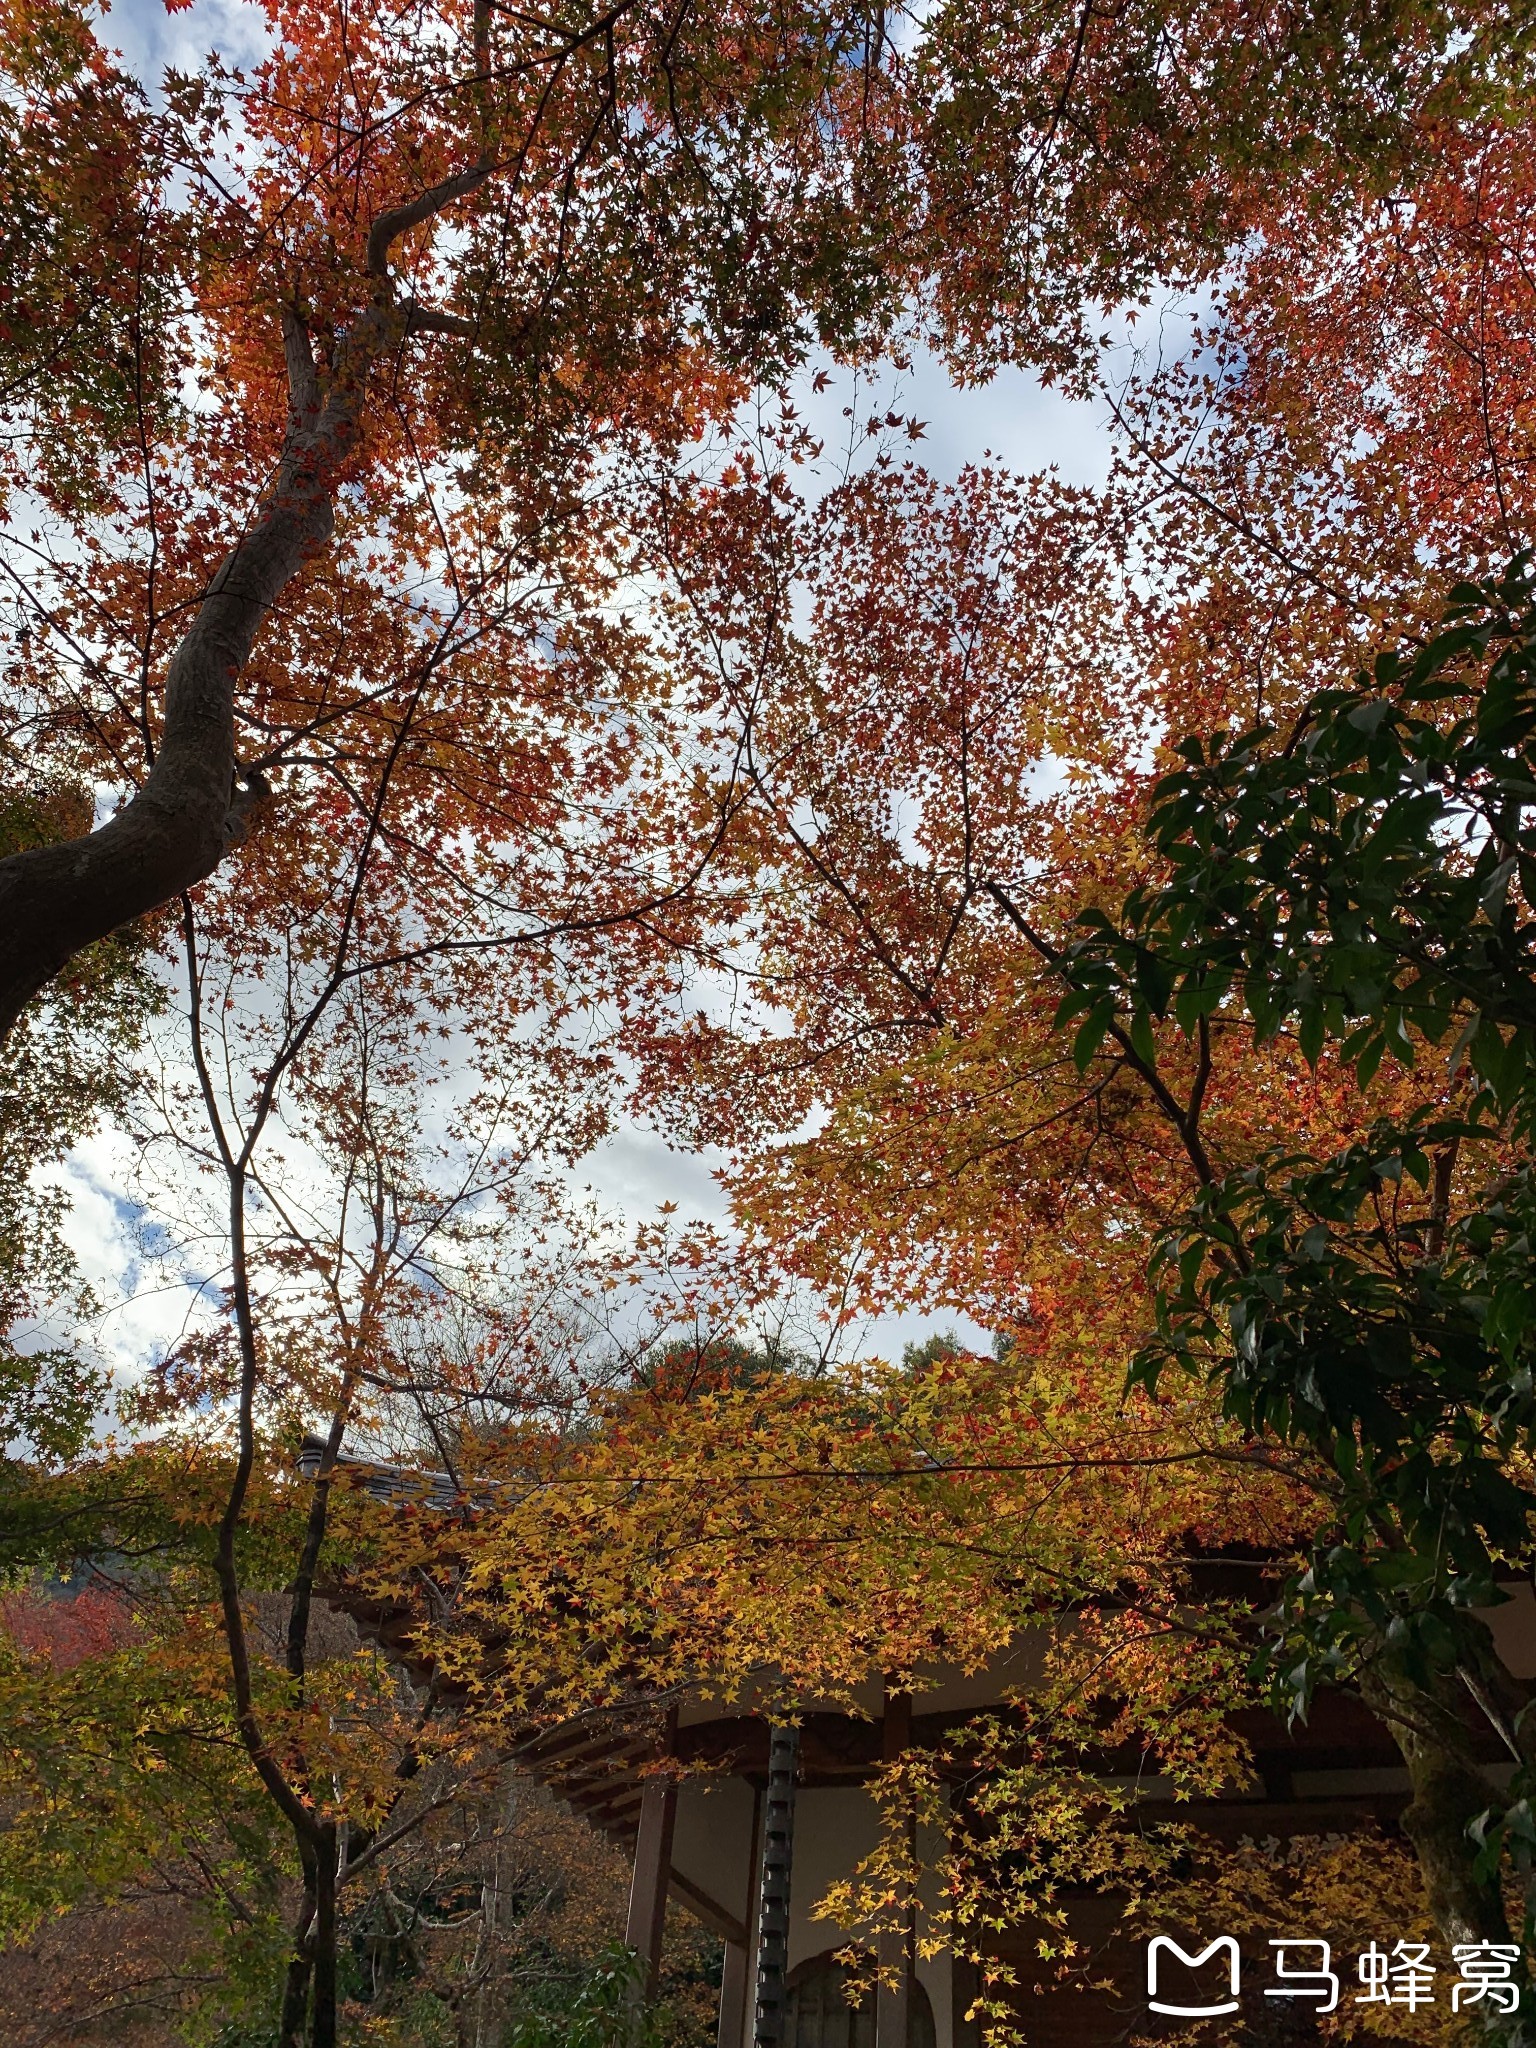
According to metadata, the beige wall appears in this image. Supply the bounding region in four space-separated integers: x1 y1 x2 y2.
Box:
672 1777 956 2048
671 1771 759 1932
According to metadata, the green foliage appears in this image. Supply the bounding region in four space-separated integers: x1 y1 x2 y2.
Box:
1051 555 1536 1982
502 1945 666 2048
0 944 162 1472
0 1348 104 1465
901 1329 962 1373
1058 551 1536 1109
632 1334 809 1399
0 1608 290 1945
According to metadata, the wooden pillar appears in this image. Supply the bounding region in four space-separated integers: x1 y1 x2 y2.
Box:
626 1712 680 2000
750 1724 800 2048
949 1787 981 2048
875 1684 914 2048
717 1786 762 2048
951 1952 981 2048
718 1941 751 2048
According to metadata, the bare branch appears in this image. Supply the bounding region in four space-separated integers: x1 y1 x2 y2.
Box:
366 164 495 279
404 301 481 340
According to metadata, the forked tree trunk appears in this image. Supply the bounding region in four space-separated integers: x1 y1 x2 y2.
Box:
0 305 377 1042
1358 1660 1513 1946
0 491 338 1036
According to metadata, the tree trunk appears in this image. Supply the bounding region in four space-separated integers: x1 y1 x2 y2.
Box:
0 302 386 1042
278 1888 316 2048
312 1821 340 2048
1358 1661 1512 1946
471 1774 518 2048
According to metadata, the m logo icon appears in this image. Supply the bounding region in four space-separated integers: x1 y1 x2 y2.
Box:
1146 1935 1241 2017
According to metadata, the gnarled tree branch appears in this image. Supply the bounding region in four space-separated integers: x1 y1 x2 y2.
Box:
0 193 490 1041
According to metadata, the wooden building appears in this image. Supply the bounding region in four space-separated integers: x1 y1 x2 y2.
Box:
305 1439 1536 2047
511 1591 1536 2048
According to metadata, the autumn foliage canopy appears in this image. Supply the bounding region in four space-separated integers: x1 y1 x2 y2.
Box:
5 0 1536 2041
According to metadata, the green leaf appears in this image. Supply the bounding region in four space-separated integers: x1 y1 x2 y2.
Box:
1297 1006 1325 1068
1128 1007 1156 1069
1072 1001 1115 1074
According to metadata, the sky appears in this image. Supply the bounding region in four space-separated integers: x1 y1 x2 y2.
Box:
54 0 1120 1389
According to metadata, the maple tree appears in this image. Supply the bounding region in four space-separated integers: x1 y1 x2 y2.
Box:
0 758 653 2048
603 195 1536 2008
0 0 1526 1043
5 1 1536 2042
367 1240 1309 2028
0 0 894 1041
1107 95 1536 750
0 1578 711 2046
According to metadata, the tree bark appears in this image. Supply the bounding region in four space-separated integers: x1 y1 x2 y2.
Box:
312 1821 340 2048
0 303 389 1042
1358 1661 1512 1946
278 1890 317 2048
